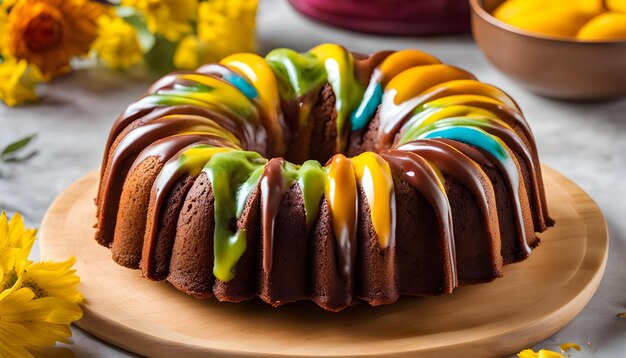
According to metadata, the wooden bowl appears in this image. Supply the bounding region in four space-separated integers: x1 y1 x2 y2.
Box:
470 0 626 100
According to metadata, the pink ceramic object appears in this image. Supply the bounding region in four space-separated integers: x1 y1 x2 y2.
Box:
288 0 470 36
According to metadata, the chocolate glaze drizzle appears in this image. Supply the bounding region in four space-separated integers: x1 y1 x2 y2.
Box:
380 149 458 289
97 44 552 287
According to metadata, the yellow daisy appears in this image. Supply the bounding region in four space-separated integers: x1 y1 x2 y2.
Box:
0 212 36 255
122 0 197 42
19 258 83 303
0 285 82 357
197 0 258 62
0 212 83 357
4 0 107 80
93 15 143 70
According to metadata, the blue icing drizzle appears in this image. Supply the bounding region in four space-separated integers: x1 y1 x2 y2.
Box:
350 82 383 131
421 126 508 161
224 72 259 100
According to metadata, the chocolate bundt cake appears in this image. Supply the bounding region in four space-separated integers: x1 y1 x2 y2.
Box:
95 44 554 311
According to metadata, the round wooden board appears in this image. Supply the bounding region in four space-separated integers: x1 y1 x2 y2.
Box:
39 165 608 357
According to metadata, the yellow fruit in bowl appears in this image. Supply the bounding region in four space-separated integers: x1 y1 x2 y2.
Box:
606 0 626 13
492 0 604 38
502 9 594 37
576 0 609 17
493 0 604 20
578 12 626 40
492 0 542 21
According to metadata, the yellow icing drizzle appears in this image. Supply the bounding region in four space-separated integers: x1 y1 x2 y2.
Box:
378 49 441 85
161 115 243 146
350 152 395 248
172 74 259 119
422 94 511 114
386 64 476 105
425 159 447 193
420 79 521 112
309 43 361 150
178 146 234 175
324 154 358 255
220 53 285 154
415 105 498 128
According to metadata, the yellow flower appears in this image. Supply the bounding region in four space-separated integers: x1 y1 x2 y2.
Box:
4 0 106 80
0 58 42 107
0 285 82 357
19 258 83 303
122 0 197 42
0 212 83 357
197 0 258 62
93 15 143 70
0 212 37 285
174 35 209 70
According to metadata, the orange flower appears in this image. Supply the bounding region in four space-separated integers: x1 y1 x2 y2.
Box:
4 0 106 80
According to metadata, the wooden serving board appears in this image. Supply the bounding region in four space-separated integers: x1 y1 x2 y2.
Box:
39 165 608 357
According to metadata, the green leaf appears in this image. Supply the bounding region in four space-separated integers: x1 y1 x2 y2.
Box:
1 135 35 158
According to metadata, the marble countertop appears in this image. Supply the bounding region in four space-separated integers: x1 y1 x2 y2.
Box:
1 0 624 356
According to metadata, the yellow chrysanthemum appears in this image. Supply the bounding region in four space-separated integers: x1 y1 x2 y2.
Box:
122 0 197 42
174 34 209 70
0 58 42 106
4 0 106 80
93 15 143 70
197 0 258 62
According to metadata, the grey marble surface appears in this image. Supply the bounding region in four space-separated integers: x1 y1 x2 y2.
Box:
1 0 625 356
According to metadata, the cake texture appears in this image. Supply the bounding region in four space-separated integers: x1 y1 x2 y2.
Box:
95 44 554 311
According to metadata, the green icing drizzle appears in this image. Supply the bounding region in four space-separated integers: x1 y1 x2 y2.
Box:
203 150 267 282
156 86 258 121
265 48 327 100
400 116 496 145
236 166 265 217
282 160 301 183
199 151 328 281
310 46 365 149
265 45 365 149
297 160 326 227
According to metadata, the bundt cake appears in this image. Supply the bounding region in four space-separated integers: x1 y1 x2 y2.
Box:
95 44 554 311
